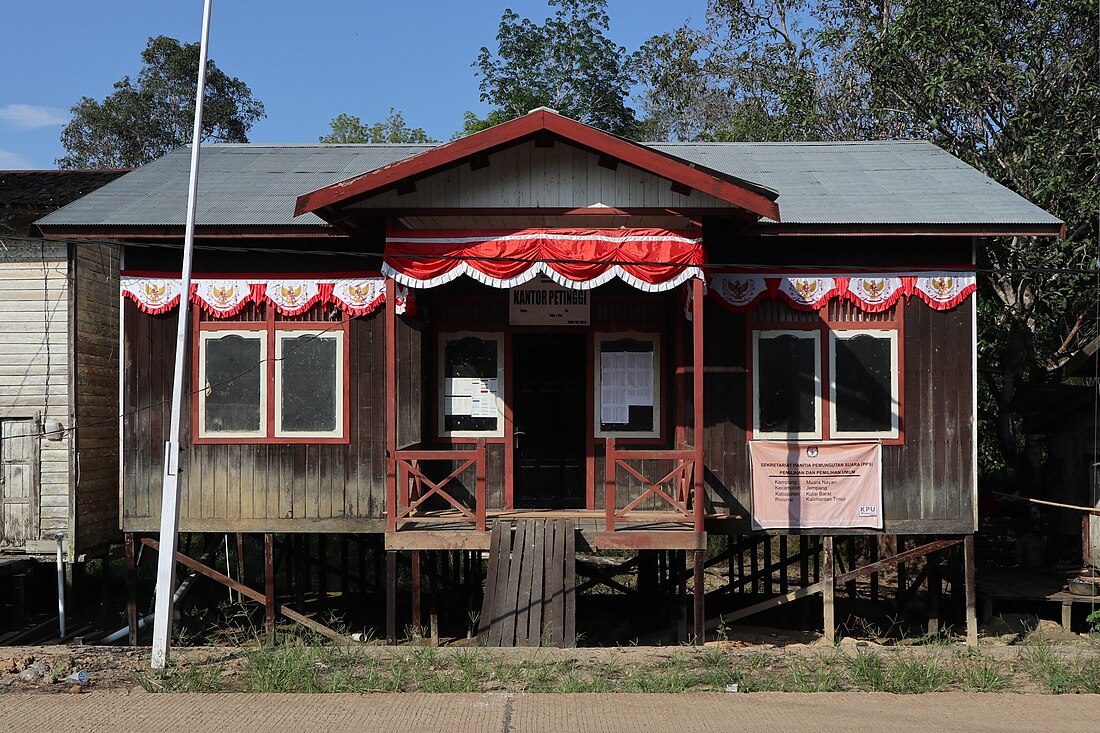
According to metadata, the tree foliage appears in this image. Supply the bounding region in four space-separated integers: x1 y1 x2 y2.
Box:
58 36 265 169
635 0 1098 476
469 0 637 136
319 109 436 144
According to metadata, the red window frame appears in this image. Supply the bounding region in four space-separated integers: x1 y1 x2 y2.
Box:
192 302 351 445
746 300 905 446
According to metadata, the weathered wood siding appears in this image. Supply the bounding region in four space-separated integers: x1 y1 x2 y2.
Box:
699 297 976 534
0 240 71 547
347 139 735 211
73 243 120 551
121 300 399 532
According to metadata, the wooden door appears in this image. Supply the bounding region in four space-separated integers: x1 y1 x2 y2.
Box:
513 333 586 508
1 417 39 546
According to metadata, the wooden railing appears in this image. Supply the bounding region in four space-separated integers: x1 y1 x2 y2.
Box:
389 439 487 532
604 437 702 533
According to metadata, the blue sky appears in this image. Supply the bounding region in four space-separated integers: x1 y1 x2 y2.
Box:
0 1 707 169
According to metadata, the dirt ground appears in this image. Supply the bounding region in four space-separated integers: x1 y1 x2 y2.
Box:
1 613 1096 696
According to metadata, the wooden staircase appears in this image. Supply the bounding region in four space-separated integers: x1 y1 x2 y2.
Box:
478 519 576 647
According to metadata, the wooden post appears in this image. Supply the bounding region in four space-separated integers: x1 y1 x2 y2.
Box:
476 439 487 532
604 438 616 532
385 278 398 532
693 549 704 644
124 533 138 646
897 535 907 600
411 550 422 633
294 536 305 609
386 550 397 644
264 533 275 646
677 551 688 642
691 277 704 535
845 537 858 598
964 534 978 646
318 535 328 600
763 535 773 596
823 536 835 644
235 533 245 601
869 537 880 602
927 551 941 636
779 535 789 594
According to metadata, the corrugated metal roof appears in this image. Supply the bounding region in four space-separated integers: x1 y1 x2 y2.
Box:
37 140 1061 229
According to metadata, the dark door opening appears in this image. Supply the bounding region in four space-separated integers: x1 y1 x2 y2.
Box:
513 333 586 508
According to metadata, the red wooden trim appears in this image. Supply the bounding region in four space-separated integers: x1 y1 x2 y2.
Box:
585 332 595 510
385 278 398 533
744 301 907 445
504 327 514 510
476 439 487 532
192 305 351 445
605 438 616 532
692 278 705 533
294 110 779 221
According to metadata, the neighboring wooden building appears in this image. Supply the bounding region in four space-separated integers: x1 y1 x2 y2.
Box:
0 170 127 559
37 111 1063 643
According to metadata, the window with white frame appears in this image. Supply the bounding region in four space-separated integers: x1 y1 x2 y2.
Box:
438 333 504 437
829 330 899 439
751 324 900 441
595 334 660 438
196 308 347 442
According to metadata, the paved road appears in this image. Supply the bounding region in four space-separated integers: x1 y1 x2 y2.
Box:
2 692 1099 732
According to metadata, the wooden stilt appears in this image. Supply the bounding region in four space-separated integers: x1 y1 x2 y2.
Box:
677 551 688 642
264 533 275 646
318 535 328 600
823 536 836 644
927 551 941 636
340 535 350 596
386 550 397 644
779 535 789 594
693 549 704 644
846 537 858 598
964 534 978 646
897 535 907 600
411 550 422 633
235 533 245 601
125 533 138 646
763 535 773 596
869 538 879 602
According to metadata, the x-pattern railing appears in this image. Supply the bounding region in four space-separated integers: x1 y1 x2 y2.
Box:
390 439 486 532
604 437 696 532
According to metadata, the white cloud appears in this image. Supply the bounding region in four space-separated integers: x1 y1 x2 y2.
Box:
0 103 69 129
0 149 32 169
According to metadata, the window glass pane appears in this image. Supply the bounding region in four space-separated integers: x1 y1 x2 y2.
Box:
834 334 893 433
757 334 817 434
600 338 655 433
443 337 498 432
280 335 338 433
204 334 262 433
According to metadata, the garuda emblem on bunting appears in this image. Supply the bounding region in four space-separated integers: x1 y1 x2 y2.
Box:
193 280 251 316
777 277 836 308
913 272 976 309
121 276 182 315
710 274 767 310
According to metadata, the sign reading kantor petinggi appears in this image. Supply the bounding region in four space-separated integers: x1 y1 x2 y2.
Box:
750 441 883 529
509 276 590 325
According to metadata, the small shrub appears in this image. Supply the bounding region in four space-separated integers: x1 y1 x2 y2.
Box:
959 655 1012 692
886 654 953 693
846 650 887 691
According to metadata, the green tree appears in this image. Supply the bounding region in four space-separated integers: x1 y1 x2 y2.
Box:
468 0 637 136
58 35 265 169
631 0 904 142
637 0 1099 476
847 0 1099 474
319 109 436 144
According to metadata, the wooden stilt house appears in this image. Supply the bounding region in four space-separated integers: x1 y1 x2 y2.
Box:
36 110 1063 644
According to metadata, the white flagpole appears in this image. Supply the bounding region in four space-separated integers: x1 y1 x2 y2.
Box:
151 0 213 669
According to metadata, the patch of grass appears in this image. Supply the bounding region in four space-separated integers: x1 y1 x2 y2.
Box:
846 650 887 691
242 639 324 693
783 654 843 692
885 654 954 693
959 654 1012 692
136 661 226 693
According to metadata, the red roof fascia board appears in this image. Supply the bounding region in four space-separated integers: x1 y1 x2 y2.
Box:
294 110 781 221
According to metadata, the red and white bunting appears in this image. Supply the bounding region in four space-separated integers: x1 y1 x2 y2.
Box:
709 271 976 313
382 228 705 292
911 272 977 310
120 277 183 315
121 275 409 318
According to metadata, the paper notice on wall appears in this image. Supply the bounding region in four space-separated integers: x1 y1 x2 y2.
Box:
445 396 473 416
600 351 652 424
446 377 498 417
